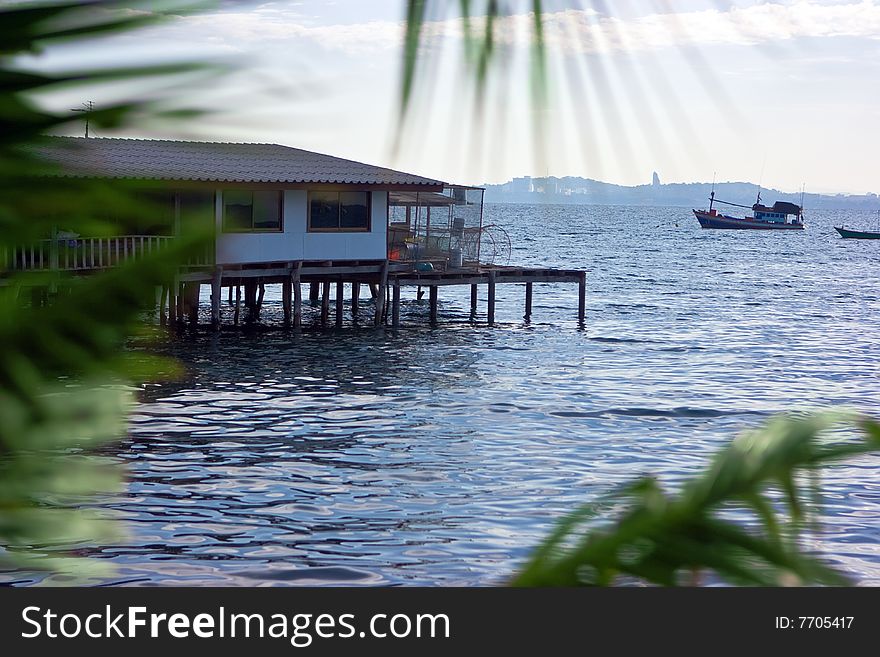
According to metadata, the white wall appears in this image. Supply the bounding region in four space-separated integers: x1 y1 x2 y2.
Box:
215 190 388 265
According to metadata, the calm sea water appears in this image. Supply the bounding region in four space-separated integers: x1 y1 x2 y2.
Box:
6 204 880 586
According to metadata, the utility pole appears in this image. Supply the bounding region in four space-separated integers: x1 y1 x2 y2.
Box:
71 100 95 137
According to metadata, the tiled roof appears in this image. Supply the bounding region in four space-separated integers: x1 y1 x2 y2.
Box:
29 137 446 188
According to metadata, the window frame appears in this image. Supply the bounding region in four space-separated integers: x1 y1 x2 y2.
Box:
221 189 284 234
307 190 372 233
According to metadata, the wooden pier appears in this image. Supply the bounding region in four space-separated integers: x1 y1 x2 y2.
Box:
163 260 587 329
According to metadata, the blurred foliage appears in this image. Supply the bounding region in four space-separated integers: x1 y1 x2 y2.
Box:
513 414 880 586
401 0 546 114
0 0 212 577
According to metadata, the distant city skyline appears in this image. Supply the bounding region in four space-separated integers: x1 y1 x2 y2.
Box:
33 0 880 195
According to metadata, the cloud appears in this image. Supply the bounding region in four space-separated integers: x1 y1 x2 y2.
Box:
156 1 880 57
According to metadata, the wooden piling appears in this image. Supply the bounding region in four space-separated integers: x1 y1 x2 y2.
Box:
309 282 320 302
336 281 344 328
244 280 257 323
234 284 241 325
578 271 586 326
321 281 330 325
211 267 222 327
227 285 233 306
168 282 177 324
351 282 359 317
187 283 200 326
429 285 438 324
487 270 496 326
256 283 265 321
525 281 533 319
159 285 168 325
293 262 302 329
470 284 478 315
282 267 292 326
176 281 185 325
374 260 389 326
392 280 401 327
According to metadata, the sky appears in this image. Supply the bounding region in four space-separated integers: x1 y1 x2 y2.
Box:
30 0 880 193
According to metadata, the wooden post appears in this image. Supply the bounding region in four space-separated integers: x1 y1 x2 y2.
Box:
211 267 222 328
187 283 200 326
470 284 478 315
578 271 586 326
176 281 185 325
336 281 344 328
282 266 293 326
487 270 496 326
392 280 401 327
321 281 330 325
234 284 241 325
309 282 320 302
525 281 533 319
227 285 233 306
368 283 378 299
159 285 168 326
429 285 438 324
374 260 389 326
168 282 177 324
351 282 360 317
293 262 302 329
244 280 257 323
256 283 265 321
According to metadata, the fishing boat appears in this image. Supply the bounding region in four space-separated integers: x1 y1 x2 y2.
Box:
693 188 804 230
835 212 880 239
835 226 880 239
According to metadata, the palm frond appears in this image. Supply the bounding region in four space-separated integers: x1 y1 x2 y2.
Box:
513 414 879 587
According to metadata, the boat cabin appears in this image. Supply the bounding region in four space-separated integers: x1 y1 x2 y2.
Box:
752 201 803 225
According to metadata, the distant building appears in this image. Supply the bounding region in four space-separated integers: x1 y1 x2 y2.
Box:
652 171 661 187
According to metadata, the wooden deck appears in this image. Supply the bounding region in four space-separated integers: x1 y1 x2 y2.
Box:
5 252 587 328
164 260 587 328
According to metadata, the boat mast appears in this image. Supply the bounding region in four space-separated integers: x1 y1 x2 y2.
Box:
800 183 806 222
709 172 716 212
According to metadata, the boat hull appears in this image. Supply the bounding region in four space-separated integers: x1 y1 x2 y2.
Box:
835 226 880 239
693 211 804 230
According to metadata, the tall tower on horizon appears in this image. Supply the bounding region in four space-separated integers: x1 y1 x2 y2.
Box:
652 171 661 187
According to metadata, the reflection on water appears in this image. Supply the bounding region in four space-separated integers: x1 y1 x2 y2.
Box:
4 205 880 586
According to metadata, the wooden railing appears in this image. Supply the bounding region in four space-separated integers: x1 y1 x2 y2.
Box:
2 235 213 272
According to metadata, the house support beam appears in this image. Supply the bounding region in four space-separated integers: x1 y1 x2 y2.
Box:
487 270 496 326
391 281 401 327
578 271 586 326
159 285 168 325
282 264 293 326
244 280 258 323
470 284 478 316
336 281 344 328
234 285 241 325
374 260 389 326
321 281 330 325
351 283 359 317
186 282 199 326
211 267 222 328
309 282 320 302
292 262 302 329
429 285 438 325
168 282 177 324
176 281 185 325
525 282 533 320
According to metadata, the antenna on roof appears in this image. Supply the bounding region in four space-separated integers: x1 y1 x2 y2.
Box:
71 100 95 137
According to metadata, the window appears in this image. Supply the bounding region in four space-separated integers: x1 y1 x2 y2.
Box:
179 190 215 237
222 190 282 232
309 191 371 232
